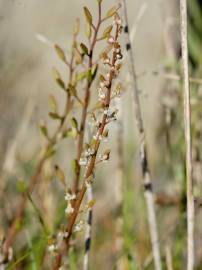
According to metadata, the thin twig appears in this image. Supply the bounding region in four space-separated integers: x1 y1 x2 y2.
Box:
180 1 194 269
121 1 162 269
83 127 94 270
83 185 93 270
152 71 202 85
114 98 124 260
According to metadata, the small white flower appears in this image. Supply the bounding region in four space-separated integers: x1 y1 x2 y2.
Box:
74 220 84 232
48 244 58 252
117 53 122 59
116 19 122 25
58 231 69 239
100 82 105 88
93 132 99 140
79 157 88 166
65 192 76 201
85 148 95 157
98 88 105 100
106 73 110 79
108 37 114 44
65 203 74 215
63 231 69 238
103 109 108 115
103 58 110 64
94 133 103 141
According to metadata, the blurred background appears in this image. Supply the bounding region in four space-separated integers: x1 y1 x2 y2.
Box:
1 0 202 269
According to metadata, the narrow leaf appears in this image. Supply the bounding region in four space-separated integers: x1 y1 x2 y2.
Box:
106 6 117 18
83 7 92 25
80 43 88 55
49 95 58 113
55 165 66 187
102 25 113 38
54 44 66 63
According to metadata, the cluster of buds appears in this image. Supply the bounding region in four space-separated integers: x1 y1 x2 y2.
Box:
84 144 95 158
101 106 119 125
114 42 122 60
64 190 76 215
113 13 122 26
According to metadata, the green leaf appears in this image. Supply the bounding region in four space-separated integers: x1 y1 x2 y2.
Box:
91 64 98 81
52 68 66 90
74 47 83 64
76 71 88 82
87 69 93 82
62 128 72 138
39 122 48 138
72 159 80 174
80 43 88 55
49 112 62 120
85 22 92 39
17 179 27 193
63 128 77 138
45 146 56 159
73 18 80 36
106 6 117 18
102 25 113 38
68 84 77 96
49 95 57 113
100 74 106 82
71 117 78 130
83 7 92 25
7 252 31 270
55 165 66 187
54 44 66 63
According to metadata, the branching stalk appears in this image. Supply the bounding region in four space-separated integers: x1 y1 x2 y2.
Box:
52 19 122 270
2 32 77 263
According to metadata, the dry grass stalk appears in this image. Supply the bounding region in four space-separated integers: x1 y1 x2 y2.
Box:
165 244 174 270
180 0 194 269
121 0 162 269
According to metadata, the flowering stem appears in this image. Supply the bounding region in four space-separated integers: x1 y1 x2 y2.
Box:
53 21 122 270
73 2 102 194
2 33 77 263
